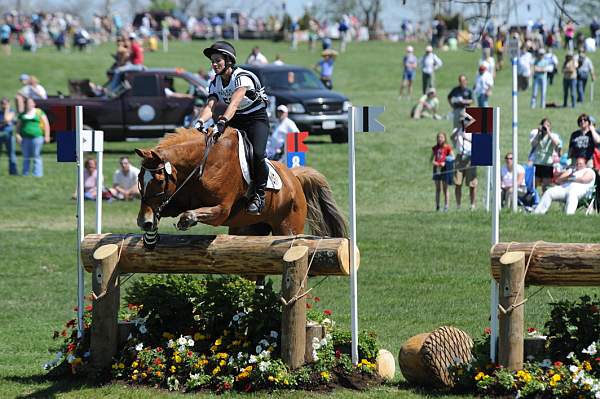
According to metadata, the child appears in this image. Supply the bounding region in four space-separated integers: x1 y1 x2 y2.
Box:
431 131 454 211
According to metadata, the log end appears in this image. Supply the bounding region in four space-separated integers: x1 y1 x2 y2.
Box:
338 239 360 276
283 245 309 263
93 244 119 261
499 251 525 265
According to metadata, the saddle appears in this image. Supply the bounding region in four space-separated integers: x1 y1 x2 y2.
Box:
236 130 282 191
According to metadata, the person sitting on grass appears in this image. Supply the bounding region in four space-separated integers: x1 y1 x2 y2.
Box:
411 88 442 120
72 158 100 200
534 156 595 215
109 156 140 200
500 152 525 208
431 131 454 212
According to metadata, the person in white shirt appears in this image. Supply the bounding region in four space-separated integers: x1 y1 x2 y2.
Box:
500 152 525 208
420 45 443 94
474 64 494 107
110 156 141 200
534 156 595 215
267 105 299 161
246 46 268 65
518 49 534 91
272 54 284 65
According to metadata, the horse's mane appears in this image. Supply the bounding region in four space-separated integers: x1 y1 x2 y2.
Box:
156 128 200 150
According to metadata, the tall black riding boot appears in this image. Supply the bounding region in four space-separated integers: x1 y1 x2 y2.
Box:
247 158 268 215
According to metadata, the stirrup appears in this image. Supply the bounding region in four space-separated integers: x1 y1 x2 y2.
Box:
246 193 265 215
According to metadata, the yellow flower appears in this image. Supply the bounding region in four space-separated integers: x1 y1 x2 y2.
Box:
284 379 289 385
212 366 220 375
210 345 218 352
584 361 592 371
475 372 486 381
118 362 125 369
320 371 330 381
174 355 182 364
133 369 139 374
219 360 226 367
170 365 176 373
112 363 118 370
268 375 275 382
131 361 138 368
244 366 253 372
132 374 138 380
193 332 205 341
217 352 228 359
215 338 222 346
236 372 249 381
141 372 147 378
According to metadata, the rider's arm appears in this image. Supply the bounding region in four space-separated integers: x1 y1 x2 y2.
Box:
221 87 247 122
197 97 217 125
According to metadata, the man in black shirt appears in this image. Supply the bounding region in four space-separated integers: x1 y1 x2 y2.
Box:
447 74 473 129
568 113 598 163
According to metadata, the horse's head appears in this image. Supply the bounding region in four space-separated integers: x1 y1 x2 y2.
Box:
135 148 178 231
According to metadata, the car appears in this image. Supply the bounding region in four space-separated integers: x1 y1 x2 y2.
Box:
241 64 351 143
37 67 209 141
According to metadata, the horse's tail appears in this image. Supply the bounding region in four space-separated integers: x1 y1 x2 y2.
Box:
292 166 348 238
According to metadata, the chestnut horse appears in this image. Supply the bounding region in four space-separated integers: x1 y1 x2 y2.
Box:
135 127 347 241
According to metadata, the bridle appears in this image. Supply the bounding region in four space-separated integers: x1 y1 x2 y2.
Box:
139 131 221 223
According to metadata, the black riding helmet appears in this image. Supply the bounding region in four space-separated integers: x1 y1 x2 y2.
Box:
203 41 237 65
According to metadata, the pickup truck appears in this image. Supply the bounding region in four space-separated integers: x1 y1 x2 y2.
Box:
37 67 209 141
241 64 351 143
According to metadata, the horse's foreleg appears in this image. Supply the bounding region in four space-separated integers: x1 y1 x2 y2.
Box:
177 205 229 230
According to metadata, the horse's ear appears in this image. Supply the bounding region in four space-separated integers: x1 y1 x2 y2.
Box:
150 150 162 162
135 148 151 159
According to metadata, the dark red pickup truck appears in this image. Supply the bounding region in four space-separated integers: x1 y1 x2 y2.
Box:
37 67 209 141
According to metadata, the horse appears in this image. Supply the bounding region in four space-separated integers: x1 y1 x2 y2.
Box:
135 127 347 243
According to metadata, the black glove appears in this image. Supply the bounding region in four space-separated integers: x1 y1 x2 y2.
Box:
193 119 205 132
215 117 227 137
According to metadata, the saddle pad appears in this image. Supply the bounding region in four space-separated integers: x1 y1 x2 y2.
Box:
238 131 282 190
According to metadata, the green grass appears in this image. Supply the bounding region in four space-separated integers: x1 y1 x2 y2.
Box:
1 39 600 398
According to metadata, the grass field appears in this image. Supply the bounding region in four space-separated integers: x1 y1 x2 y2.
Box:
1 38 600 398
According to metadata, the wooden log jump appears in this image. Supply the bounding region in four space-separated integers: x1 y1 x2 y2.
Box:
84 233 358 372
82 234 357 276
491 241 600 286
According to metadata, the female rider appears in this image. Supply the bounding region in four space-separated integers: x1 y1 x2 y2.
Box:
195 41 270 215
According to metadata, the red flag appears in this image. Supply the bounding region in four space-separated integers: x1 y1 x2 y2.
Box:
49 106 76 132
464 107 493 134
286 131 309 152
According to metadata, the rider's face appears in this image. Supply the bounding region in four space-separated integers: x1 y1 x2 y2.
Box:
211 55 226 73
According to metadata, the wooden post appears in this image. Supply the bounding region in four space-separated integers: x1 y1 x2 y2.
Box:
281 246 309 369
498 251 525 370
305 321 325 363
90 244 121 371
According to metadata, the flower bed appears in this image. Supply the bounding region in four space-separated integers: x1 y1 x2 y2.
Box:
45 275 383 393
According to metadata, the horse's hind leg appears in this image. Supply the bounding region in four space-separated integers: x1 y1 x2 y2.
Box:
229 224 272 286
272 212 306 236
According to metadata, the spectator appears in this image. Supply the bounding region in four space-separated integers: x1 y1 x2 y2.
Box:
109 156 140 200
266 105 299 161
494 31 505 71
529 118 562 191
1 16 10 56
314 49 336 90
411 87 441 119
592 17 600 48
246 46 268 65
430 131 453 211
0 97 18 175
420 45 443 94
451 119 477 210
562 53 578 108
518 47 534 91
501 152 525 208
15 97 50 177
338 16 350 53
564 20 575 52
576 50 595 103
530 49 548 109
273 54 284 65
399 45 418 98
447 74 473 130
545 47 559 85
479 48 495 77
568 113 598 164
129 33 144 65
534 156 594 215
474 64 494 107
72 158 99 200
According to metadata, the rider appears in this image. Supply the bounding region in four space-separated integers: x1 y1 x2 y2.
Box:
195 41 270 215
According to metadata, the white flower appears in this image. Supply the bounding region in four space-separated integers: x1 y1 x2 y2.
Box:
583 342 598 356
270 331 278 338
237 352 245 360
570 365 579 373
322 318 331 326
312 342 321 350
256 345 262 354
233 314 240 322
320 338 328 346
127 333 133 340
67 354 76 363
325 333 332 341
190 373 200 380
567 352 575 359
193 314 200 321
187 338 194 347
139 325 147 334
540 359 552 368
259 339 269 347
178 345 186 353
260 350 271 358
249 355 257 364
83 351 90 358
177 336 188 346
271 342 277 348
167 339 175 348
595 392 600 399
312 337 320 344
312 350 319 361
259 361 270 372
54 351 63 360
135 343 144 351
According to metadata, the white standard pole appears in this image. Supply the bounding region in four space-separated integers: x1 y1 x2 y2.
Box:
162 28 168 52
75 105 85 338
490 106 501 362
348 107 359 365
485 166 491 211
95 149 103 234
512 57 519 212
